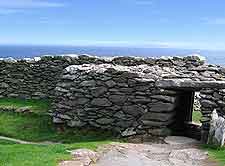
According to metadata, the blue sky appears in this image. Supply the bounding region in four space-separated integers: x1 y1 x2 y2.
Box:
0 0 225 50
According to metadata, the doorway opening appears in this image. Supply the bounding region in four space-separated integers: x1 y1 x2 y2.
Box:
171 90 203 140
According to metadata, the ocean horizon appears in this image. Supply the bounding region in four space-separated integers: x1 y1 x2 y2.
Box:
0 45 225 66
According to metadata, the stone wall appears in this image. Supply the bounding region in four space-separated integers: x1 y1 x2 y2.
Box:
53 56 225 139
1 55 225 140
200 88 225 142
53 64 180 137
0 55 207 99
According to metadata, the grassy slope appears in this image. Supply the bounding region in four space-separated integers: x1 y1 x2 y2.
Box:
0 98 115 166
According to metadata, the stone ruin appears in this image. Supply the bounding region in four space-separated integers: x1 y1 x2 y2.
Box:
0 55 224 145
52 55 225 145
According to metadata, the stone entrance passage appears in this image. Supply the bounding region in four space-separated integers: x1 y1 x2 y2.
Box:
169 90 202 140
157 79 225 142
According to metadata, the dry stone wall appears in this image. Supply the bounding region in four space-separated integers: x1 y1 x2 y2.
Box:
1 55 225 140
0 55 210 99
53 64 180 137
53 56 225 139
200 88 225 142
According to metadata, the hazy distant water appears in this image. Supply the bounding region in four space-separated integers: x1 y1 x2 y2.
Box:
0 45 225 66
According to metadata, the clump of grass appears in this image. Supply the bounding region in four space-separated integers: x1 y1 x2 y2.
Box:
202 145 225 166
192 111 202 124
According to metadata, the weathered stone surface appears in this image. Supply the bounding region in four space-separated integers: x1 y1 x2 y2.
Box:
91 98 112 107
165 136 200 145
91 87 108 97
140 112 175 122
96 118 114 125
50 55 225 139
122 105 144 117
200 100 217 108
150 95 176 103
141 120 174 127
0 83 9 88
67 119 87 127
109 95 127 105
207 110 225 147
105 80 116 87
148 128 172 136
62 149 99 166
80 80 96 87
121 128 136 137
73 98 90 105
156 79 225 90
148 102 175 112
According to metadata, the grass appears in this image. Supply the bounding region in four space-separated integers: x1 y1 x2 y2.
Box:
192 111 202 124
0 98 50 114
0 144 71 166
0 98 116 166
0 112 114 143
202 145 225 166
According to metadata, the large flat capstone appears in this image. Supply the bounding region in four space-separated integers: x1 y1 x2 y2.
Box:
156 79 225 90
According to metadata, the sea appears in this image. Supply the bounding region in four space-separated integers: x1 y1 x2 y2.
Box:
0 45 225 66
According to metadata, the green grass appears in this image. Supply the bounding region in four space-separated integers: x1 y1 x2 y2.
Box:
0 98 116 166
0 139 17 145
0 98 50 114
0 144 71 166
0 112 114 143
202 145 225 166
192 111 202 124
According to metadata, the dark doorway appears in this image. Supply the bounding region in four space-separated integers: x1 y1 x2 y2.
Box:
171 90 201 140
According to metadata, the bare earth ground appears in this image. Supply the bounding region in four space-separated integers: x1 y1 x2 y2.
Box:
60 136 218 166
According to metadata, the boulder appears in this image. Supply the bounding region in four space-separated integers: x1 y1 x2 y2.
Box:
207 110 225 147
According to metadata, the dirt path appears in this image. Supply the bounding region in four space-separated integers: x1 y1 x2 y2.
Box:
0 136 59 145
60 136 218 166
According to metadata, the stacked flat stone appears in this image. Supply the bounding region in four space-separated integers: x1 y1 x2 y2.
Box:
0 54 225 140
200 88 225 142
53 55 225 139
53 64 179 136
0 55 210 99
